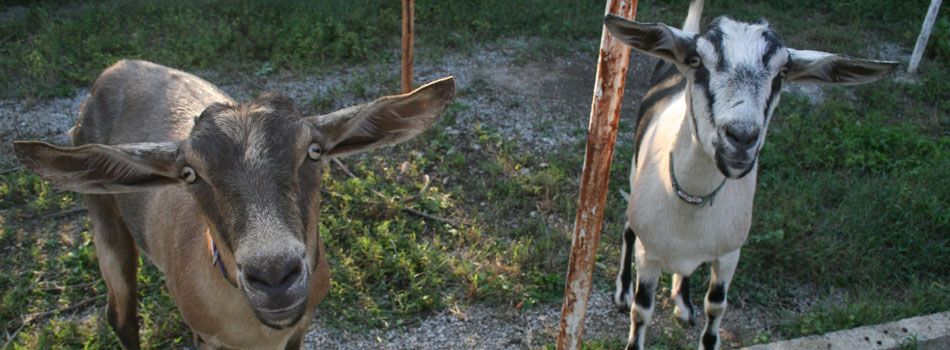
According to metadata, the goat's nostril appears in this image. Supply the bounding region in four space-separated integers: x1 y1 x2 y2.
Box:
279 261 304 289
243 257 304 293
725 125 759 149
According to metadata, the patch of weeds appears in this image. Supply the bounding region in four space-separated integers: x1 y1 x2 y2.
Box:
777 279 950 338
308 86 341 114
254 61 276 76
0 210 187 349
0 170 77 219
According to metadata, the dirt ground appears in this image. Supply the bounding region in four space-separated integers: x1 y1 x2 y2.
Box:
1 37 806 349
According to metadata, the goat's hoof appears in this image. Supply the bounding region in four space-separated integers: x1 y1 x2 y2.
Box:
673 314 696 327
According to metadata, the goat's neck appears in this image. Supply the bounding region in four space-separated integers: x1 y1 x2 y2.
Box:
667 106 727 195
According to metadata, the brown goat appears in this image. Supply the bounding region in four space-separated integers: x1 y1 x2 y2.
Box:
13 60 455 349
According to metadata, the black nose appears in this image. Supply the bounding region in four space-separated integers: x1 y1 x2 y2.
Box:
243 255 304 294
724 124 759 151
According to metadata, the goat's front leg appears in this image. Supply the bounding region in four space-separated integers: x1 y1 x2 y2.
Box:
672 273 695 326
700 249 740 350
614 225 637 312
626 249 660 350
87 194 140 350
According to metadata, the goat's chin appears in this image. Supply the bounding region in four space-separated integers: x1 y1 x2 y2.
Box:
250 299 308 330
715 152 756 179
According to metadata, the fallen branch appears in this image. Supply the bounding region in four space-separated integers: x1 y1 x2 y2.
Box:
402 206 464 229
320 168 470 229
37 280 99 293
332 158 359 179
3 294 104 348
0 167 21 176
402 174 431 204
39 207 87 220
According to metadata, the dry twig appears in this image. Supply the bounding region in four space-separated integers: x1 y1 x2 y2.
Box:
39 207 87 220
2 294 104 348
326 161 470 228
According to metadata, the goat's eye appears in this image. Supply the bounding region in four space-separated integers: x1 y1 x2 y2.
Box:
688 56 702 68
780 66 789 78
307 143 322 160
180 166 197 184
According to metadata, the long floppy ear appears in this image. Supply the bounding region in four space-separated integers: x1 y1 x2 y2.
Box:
604 14 694 63
786 49 898 85
306 76 455 157
13 141 181 194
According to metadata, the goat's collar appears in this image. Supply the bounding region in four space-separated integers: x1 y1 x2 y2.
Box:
211 241 238 288
669 152 727 207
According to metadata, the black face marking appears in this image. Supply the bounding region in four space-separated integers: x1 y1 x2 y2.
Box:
760 29 784 67
702 332 718 349
702 18 728 70
693 63 716 125
764 74 783 123
708 283 726 304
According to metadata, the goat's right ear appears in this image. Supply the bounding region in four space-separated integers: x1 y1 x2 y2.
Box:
306 76 455 158
13 141 182 194
604 14 693 63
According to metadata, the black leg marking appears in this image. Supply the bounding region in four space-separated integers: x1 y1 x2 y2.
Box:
708 283 726 304
679 276 694 312
634 281 654 309
617 227 637 313
702 331 719 350
674 275 695 326
620 228 636 288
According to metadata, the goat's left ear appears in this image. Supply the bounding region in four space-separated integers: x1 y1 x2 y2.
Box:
604 14 694 63
306 77 455 158
786 49 898 85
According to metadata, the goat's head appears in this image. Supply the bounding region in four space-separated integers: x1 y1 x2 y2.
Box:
605 15 896 178
13 77 455 329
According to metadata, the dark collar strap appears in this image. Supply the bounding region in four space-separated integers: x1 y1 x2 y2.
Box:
669 152 727 207
212 241 238 288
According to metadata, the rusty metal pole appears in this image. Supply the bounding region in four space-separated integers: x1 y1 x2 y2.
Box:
401 0 415 94
556 0 637 349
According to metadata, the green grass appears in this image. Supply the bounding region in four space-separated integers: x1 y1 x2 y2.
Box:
2 0 949 349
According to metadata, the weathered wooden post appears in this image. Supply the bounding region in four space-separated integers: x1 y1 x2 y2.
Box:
908 0 943 76
401 0 415 93
556 0 637 349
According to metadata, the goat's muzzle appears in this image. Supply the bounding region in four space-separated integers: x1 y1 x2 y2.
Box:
715 123 760 179
239 253 310 329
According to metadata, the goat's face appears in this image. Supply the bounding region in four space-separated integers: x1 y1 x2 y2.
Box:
12 77 455 329
184 94 323 328
604 14 897 178
687 17 788 178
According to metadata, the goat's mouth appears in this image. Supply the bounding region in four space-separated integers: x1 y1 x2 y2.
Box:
249 296 308 329
714 150 756 179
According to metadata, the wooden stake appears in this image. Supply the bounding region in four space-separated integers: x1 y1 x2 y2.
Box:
908 0 943 76
556 0 637 349
401 0 415 94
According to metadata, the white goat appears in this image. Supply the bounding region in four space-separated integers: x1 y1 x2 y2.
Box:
603 1 896 349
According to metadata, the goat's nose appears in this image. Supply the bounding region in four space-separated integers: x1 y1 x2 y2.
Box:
724 124 760 150
243 255 304 294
